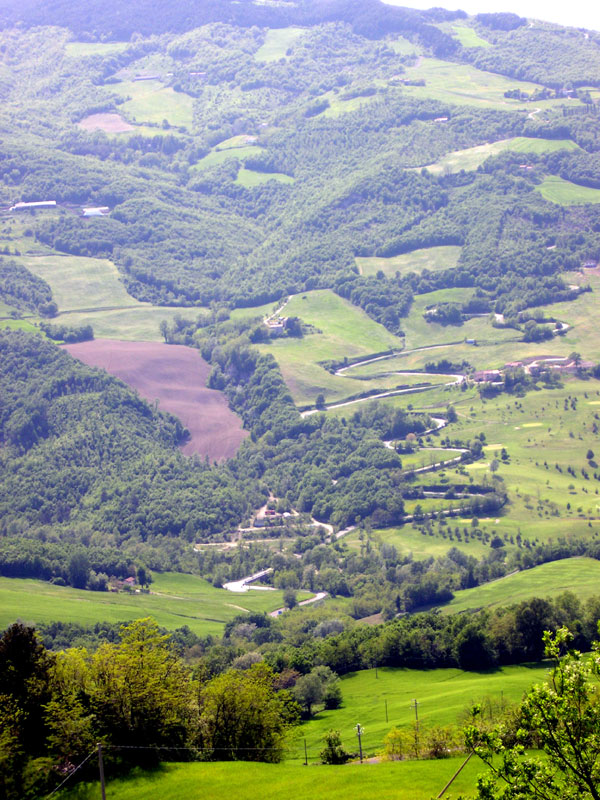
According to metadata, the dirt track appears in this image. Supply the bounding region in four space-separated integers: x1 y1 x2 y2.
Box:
63 339 248 460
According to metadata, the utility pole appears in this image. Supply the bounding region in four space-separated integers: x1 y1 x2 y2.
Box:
355 724 364 763
97 742 106 800
412 698 420 759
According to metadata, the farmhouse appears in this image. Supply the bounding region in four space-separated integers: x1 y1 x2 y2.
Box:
472 369 501 382
265 316 288 335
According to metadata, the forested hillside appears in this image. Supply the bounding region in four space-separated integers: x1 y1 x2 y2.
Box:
4 2 600 796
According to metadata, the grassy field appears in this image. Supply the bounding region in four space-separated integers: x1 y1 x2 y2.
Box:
0 573 310 637
60 757 492 800
401 289 518 352
114 80 194 129
536 175 600 206
414 137 579 175
20 254 139 312
235 168 295 188
440 558 600 613
195 145 265 170
258 290 404 405
18 254 200 340
344 524 490 559
356 245 462 277
293 663 548 762
400 58 567 111
65 41 129 57
451 24 491 48
0 318 40 334
255 27 305 62
388 35 421 56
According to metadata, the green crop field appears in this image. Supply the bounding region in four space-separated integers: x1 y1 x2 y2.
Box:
414 137 579 175
65 41 129 57
0 573 311 637
293 663 548 762
236 168 295 187
356 245 462 278
59 757 492 800
536 175 600 206
114 80 195 129
400 58 567 111
255 27 306 62
440 557 600 614
257 290 403 406
452 24 491 48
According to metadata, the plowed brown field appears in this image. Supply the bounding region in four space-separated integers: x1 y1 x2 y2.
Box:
63 339 247 460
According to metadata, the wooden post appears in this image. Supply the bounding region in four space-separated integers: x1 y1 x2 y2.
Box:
98 743 106 800
385 698 388 723
356 724 363 763
304 738 308 766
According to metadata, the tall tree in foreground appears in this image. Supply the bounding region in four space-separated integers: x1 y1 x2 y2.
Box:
464 627 600 799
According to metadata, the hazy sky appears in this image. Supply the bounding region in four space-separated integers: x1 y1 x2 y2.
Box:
382 0 600 32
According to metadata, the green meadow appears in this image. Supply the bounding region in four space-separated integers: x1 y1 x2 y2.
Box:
536 175 600 206
400 58 567 111
20 254 139 312
356 245 462 277
194 145 265 170
388 35 421 56
255 27 306 62
440 558 600 613
65 41 129 57
414 137 578 175
19 253 199 340
258 290 403 405
59 757 491 800
344 524 490 559
0 572 310 637
235 168 295 188
114 80 195 129
293 663 548 762
451 24 491 48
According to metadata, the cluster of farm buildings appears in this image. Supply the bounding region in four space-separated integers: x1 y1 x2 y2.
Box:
472 355 594 383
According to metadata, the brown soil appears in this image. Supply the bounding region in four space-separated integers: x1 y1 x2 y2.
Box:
63 339 248 461
78 113 134 133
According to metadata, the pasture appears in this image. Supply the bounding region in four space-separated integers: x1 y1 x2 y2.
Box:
440 558 600 613
536 175 600 206
59 757 490 800
255 27 305 62
0 573 308 637
236 168 295 188
400 58 567 111
451 24 491 48
195 145 265 170
19 253 199 341
344 524 490 559
65 41 129 57
258 290 404 405
114 80 195 129
356 245 461 277
414 137 579 175
64 339 248 460
78 113 134 133
293 663 548 763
